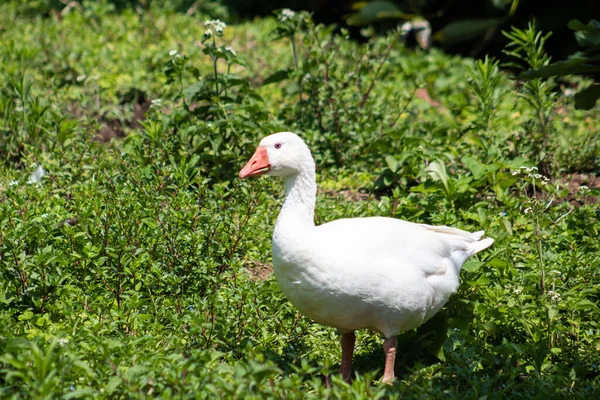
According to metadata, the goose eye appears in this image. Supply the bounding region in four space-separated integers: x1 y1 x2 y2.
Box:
274 143 282 149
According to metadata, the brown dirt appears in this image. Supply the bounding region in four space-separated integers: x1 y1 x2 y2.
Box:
98 120 126 142
245 259 273 281
321 189 372 202
66 90 151 143
415 88 448 113
561 173 600 205
98 90 151 143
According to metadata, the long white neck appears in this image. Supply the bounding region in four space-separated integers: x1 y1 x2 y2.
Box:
276 166 317 231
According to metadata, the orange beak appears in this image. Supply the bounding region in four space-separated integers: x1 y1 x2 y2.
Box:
239 146 271 179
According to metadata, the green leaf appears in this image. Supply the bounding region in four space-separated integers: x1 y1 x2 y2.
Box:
18 310 34 321
385 155 399 173
347 1 410 26
64 388 95 399
184 81 205 102
434 18 506 45
574 299 597 311
462 156 489 180
574 84 600 110
568 19 600 47
518 55 600 80
106 376 122 395
425 160 449 193
262 69 291 85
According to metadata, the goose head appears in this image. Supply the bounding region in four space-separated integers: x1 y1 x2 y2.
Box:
239 132 314 179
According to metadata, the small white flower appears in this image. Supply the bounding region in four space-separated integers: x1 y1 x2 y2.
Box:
57 338 69 346
280 8 296 22
225 46 237 56
303 73 312 81
547 290 561 303
578 185 591 196
169 49 179 57
76 74 87 82
514 288 521 295
41 213 49 219
9 180 18 186
151 99 162 107
523 207 533 214
205 19 226 36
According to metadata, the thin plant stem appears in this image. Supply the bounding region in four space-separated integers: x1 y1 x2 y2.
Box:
212 35 219 94
532 183 545 294
291 35 302 108
531 180 552 349
359 41 394 109
179 72 187 110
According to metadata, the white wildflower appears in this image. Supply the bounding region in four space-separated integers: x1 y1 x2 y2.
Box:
169 49 179 57
523 207 533 214
532 174 549 185
514 288 521 295
547 290 561 303
303 73 312 81
151 99 162 107
280 8 296 22
9 180 18 186
578 185 591 196
205 19 226 36
512 166 542 178
41 213 49 219
76 74 87 82
57 338 69 346
225 46 237 56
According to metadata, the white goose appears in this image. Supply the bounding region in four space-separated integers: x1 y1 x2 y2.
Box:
239 132 493 383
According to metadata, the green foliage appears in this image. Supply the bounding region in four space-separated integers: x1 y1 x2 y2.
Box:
1 3 599 398
503 23 557 167
517 19 600 110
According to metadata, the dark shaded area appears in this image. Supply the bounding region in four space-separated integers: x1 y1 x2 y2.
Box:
98 88 150 142
17 0 600 61
229 0 600 61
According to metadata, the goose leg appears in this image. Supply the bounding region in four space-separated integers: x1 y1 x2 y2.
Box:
381 336 397 384
339 331 356 383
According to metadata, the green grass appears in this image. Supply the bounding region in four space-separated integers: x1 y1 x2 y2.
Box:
1 3 599 399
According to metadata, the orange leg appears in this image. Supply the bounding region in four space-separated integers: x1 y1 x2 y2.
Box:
339 331 356 383
382 336 397 384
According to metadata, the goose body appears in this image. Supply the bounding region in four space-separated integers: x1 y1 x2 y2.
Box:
273 216 491 337
239 132 493 383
